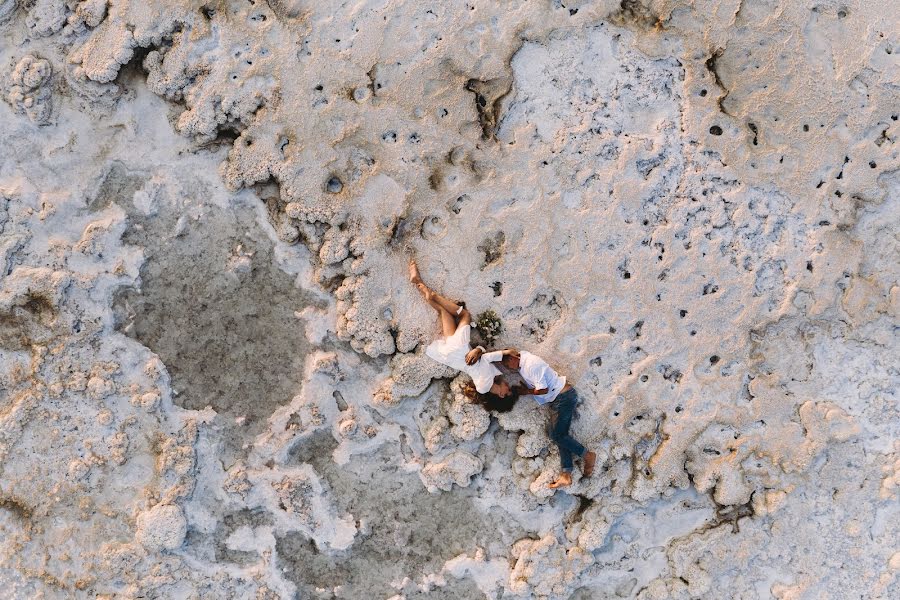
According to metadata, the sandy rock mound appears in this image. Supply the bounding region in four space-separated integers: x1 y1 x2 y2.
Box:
135 504 187 551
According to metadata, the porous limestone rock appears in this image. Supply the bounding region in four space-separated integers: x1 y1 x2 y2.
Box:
5 54 53 123
1 0 897 597
135 503 187 551
446 386 490 442
419 450 484 493
508 533 593 599
496 398 552 459
25 0 67 37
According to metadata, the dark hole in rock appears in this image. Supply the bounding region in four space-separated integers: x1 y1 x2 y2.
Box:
465 77 512 140
476 231 506 269
0 293 60 350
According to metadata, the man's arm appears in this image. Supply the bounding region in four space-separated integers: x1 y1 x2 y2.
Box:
465 347 518 366
513 384 549 396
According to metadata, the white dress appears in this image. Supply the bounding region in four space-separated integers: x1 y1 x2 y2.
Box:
425 324 503 393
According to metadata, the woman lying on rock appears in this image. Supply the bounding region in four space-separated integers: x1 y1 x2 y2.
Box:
409 259 517 408
410 260 595 488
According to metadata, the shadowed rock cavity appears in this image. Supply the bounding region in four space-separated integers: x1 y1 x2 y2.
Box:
277 437 522 598
111 175 316 460
466 77 513 140
0 293 60 350
89 161 148 212
185 507 274 566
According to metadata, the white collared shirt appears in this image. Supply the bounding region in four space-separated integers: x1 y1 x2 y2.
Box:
517 351 566 405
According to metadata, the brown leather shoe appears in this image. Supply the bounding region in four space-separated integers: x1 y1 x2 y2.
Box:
582 451 596 477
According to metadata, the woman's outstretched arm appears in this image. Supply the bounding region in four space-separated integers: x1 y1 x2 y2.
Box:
465 347 519 366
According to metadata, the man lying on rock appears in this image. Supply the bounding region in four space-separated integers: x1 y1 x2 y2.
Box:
409 259 595 488
464 345 596 488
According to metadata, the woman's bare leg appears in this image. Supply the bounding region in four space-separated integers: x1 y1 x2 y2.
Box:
421 286 458 336
410 259 469 329
409 260 465 313
428 290 466 317
438 306 458 337
426 290 470 328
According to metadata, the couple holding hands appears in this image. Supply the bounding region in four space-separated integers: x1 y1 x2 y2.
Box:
410 260 595 489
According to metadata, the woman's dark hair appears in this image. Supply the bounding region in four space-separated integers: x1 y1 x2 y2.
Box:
475 391 519 413
462 381 519 413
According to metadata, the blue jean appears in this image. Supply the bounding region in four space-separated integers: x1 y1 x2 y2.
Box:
548 388 586 472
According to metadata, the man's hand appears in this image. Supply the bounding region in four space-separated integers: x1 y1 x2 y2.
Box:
465 347 484 366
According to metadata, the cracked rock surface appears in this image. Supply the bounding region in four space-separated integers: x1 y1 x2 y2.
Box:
0 1 898 598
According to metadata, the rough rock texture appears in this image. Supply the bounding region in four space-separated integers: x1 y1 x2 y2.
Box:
0 0 898 598
4 53 52 123
420 449 484 493
135 503 188 551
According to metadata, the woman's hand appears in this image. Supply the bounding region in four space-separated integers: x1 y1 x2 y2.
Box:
465 347 484 365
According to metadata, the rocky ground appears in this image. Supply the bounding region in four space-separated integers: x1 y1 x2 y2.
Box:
0 1 898 599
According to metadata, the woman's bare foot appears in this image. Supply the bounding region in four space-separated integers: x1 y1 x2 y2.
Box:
582 451 596 477
548 472 573 488
417 283 434 302
408 259 423 285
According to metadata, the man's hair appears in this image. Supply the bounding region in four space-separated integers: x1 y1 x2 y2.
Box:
500 352 520 369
